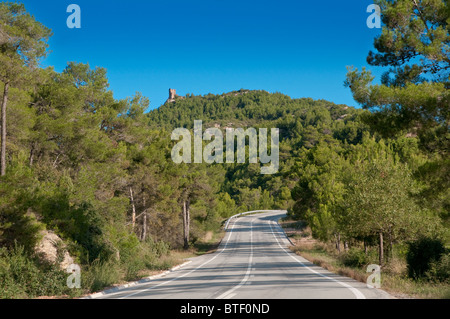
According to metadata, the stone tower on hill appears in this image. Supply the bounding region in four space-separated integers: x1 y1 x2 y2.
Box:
167 88 184 103
167 88 178 103
169 89 177 100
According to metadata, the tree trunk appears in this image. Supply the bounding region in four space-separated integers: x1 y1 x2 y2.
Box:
1 81 9 176
183 199 190 250
379 231 384 266
335 233 341 253
141 197 147 241
130 187 136 229
141 212 147 241
364 239 368 255
388 230 393 262
183 200 187 249
187 199 190 244
344 240 349 251
29 142 35 167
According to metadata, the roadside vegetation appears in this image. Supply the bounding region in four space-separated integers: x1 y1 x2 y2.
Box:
0 1 448 298
281 220 450 299
283 0 449 299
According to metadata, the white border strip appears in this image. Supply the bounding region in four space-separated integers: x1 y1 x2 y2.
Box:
96 220 238 299
268 219 366 299
224 210 286 230
82 260 193 299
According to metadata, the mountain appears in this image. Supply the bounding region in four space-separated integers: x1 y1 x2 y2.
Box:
148 89 362 132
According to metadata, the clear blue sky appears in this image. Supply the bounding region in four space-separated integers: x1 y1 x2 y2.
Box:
18 0 384 110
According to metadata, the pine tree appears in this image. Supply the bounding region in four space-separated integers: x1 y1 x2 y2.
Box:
0 2 51 175
345 0 449 154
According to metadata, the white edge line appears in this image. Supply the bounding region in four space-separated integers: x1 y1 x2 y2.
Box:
83 211 285 300
276 219 295 246
108 220 238 299
85 213 242 299
224 210 287 230
82 260 193 299
269 218 366 300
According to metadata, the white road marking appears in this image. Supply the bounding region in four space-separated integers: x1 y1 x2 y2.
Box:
96 211 369 299
103 219 239 299
216 218 254 299
268 218 366 299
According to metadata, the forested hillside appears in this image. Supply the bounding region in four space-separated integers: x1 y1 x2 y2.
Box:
0 2 448 298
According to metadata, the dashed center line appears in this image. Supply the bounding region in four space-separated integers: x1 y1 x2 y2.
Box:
216 218 254 299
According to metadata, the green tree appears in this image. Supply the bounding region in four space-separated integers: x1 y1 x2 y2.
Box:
345 0 449 240
291 140 346 243
341 138 441 266
177 163 214 249
345 0 449 150
0 2 52 175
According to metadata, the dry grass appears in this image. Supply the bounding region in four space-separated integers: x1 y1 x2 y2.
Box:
290 242 371 286
282 219 450 299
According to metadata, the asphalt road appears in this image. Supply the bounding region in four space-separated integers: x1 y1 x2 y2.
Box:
96 211 392 299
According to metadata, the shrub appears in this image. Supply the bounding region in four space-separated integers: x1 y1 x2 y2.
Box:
406 237 446 280
82 258 121 292
124 259 144 281
425 252 450 283
0 244 71 299
339 248 369 268
153 240 170 257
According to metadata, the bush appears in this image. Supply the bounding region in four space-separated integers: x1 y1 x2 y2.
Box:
82 258 121 292
339 248 370 268
0 244 72 299
425 252 450 283
82 237 172 292
124 259 144 281
406 237 446 280
153 240 170 257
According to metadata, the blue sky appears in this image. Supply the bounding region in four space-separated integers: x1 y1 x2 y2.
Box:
18 0 384 110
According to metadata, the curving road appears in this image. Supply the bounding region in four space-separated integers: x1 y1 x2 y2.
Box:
94 211 392 299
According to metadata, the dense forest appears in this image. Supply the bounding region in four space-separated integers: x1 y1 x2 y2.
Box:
0 1 448 298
